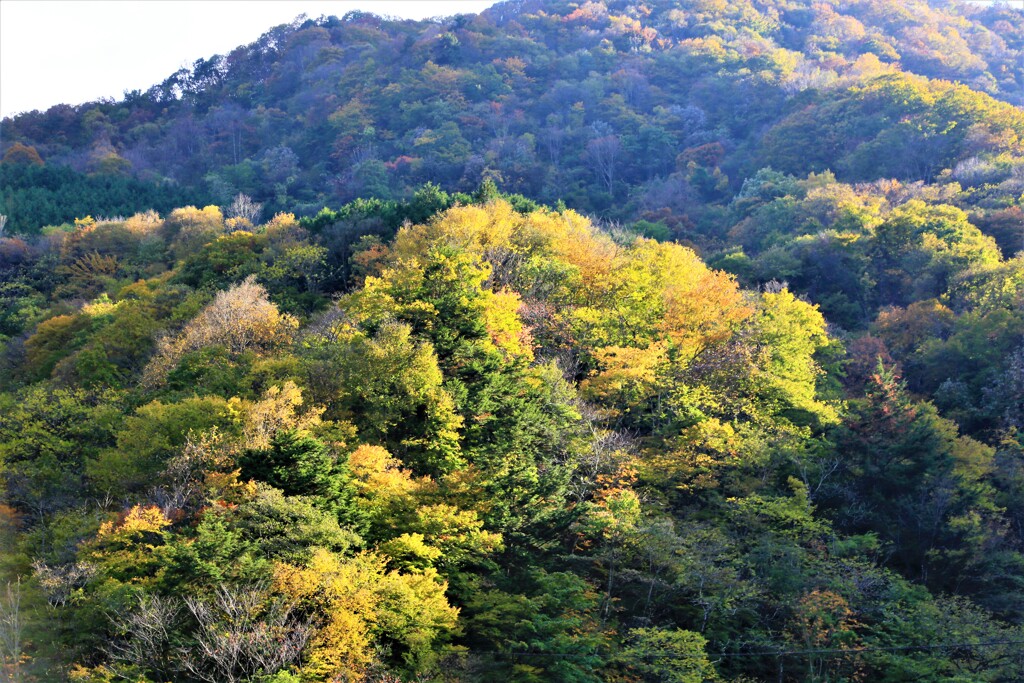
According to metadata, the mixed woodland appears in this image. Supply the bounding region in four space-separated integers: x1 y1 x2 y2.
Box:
1 0 1024 681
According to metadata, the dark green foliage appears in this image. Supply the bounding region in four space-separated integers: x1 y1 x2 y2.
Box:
0 385 121 519
821 364 1003 590
164 346 255 398
0 163 200 234
459 363 583 558
226 486 360 563
239 429 358 522
161 506 273 590
463 570 607 683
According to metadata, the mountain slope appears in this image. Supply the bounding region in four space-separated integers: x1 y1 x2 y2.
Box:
2 0 1023 226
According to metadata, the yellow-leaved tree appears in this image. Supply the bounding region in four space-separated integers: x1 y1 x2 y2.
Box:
273 548 459 681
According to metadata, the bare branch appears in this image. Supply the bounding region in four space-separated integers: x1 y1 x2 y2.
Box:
104 594 181 679
0 580 26 683
31 561 95 608
180 584 309 683
227 193 262 226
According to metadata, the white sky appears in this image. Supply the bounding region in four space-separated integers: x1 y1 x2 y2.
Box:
0 0 497 119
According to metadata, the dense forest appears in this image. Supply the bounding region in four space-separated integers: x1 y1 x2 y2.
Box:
1 0 1024 681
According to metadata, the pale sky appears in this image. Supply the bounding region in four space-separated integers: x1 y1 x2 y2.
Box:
0 0 497 119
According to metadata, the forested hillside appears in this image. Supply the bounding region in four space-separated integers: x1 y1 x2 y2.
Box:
2 0 1024 681
3 0 1024 226
1 186 1020 682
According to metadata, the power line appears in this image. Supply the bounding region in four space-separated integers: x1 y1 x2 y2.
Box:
442 638 1024 661
707 639 1024 659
